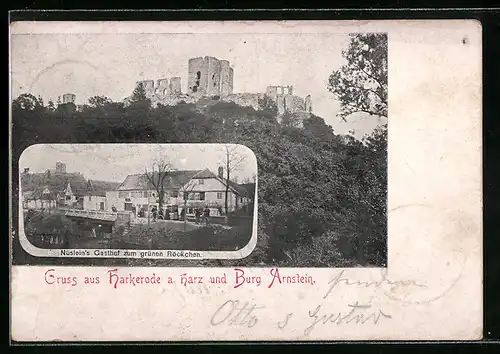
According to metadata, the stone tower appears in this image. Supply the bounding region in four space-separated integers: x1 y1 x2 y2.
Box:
55 162 66 173
62 93 76 104
188 56 233 98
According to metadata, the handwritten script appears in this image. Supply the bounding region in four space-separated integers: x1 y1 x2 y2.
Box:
209 299 392 336
208 270 427 336
323 269 427 300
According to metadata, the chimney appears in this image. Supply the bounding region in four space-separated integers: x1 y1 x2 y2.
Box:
218 166 224 179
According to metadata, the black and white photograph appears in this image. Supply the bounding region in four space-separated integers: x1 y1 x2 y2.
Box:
18 144 257 257
11 27 388 268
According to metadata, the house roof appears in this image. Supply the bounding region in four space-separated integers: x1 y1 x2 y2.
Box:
86 180 121 196
191 169 218 179
117 168 251 198
190 169 250 198
21 171 88 199
118 170 202 191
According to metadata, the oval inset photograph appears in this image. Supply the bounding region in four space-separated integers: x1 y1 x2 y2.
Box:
18 143 258 262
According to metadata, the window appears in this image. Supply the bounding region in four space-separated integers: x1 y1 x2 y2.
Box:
198 179 204 185
66 196 71 201
199 192 205 201
217 192 223 199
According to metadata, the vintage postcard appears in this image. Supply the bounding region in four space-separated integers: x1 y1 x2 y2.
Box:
9 20 482 341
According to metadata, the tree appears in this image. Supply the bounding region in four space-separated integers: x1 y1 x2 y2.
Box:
328 33 388 121
143 158 173 216
55 102 77 117
178 179 198 231
12 94 44 112
257 95 279 117
220 145 247 220
129 83 151 108
127 83 152 122
88 95 112 107
47 100 55 112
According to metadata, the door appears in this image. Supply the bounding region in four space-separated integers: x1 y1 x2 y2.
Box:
100 202 105 210
124 202 133 211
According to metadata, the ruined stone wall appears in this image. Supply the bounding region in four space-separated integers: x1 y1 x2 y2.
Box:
276 96 286 115
134 77 183 99
206 56 221 97
155 79 170 96
266 85 294 99
305 95 312 113
136 80 155 93
170 77 181 94
219 60 233 97
265 86 278 100
284 95 305 113
229 68 234 95
223 93 264 110
264 85 311 115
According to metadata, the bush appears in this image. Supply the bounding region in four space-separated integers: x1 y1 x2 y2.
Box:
121 220 253 251
23 213 74 247
280 231 357 268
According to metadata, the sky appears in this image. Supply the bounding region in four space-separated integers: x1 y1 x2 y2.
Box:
19 144 258 183
10 31 384 137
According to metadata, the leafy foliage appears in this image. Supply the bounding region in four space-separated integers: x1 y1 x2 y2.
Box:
13 76 387 267
328 33 388 120
118 220 252 252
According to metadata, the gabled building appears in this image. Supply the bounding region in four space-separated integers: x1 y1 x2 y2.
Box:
177 168 252 217
22 186 57 210
83 180 121 211
107 170 202 214
21 167 88 210
111 167 253 218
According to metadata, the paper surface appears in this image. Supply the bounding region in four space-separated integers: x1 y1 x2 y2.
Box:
9 20 482 341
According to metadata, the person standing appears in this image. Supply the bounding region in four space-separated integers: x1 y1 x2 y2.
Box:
152 206 157 222
203 207 210 225
195 209 201 224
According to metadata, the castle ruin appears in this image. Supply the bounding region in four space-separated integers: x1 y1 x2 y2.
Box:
125 56 312 126
62 93 76 104
188 56 234 97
